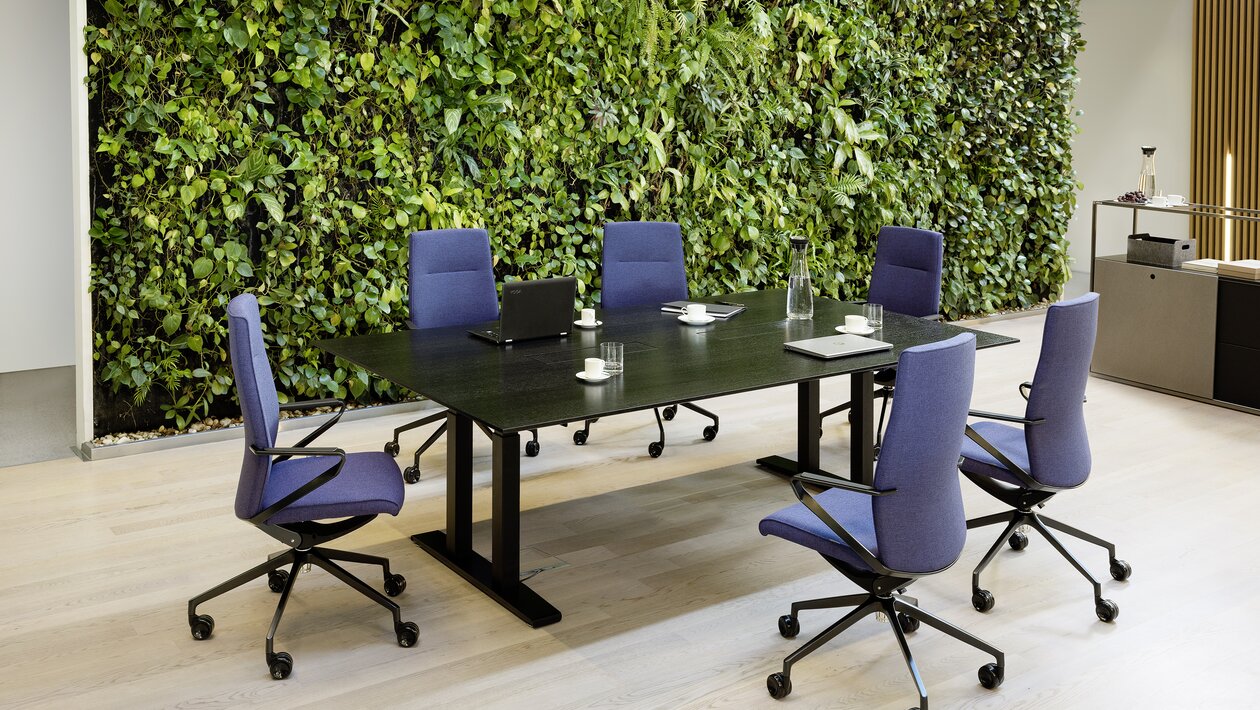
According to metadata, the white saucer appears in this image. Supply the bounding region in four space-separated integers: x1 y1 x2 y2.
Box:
574 320 602 329
835 325 876 335
576 371 610 382
678 314 716 325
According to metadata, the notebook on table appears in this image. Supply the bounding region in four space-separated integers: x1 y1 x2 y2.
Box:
661 300 747 318
783 334 893 359
468 277 577 345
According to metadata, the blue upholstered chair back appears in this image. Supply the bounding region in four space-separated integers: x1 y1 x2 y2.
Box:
1024 293 1099 488
866 226 944 318
407 229 500 329
226 294 281 521
601 222 688 308
871 333 976 573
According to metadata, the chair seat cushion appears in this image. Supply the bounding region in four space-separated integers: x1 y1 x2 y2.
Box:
759 488 878 572
262 452 404 525
958 421 1030 487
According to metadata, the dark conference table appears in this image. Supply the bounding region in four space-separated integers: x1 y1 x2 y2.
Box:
318 289 1016 627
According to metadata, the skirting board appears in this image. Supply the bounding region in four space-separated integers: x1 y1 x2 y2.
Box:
78 399 441 461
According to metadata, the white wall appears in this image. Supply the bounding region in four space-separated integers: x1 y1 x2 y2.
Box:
0 0 75 373
1069 0 1194 275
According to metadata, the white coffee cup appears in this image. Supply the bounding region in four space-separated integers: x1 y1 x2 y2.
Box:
684 304 707 320
1166 194 1185 206
845 315 869 332
584 357 606 377
580 308 597 325
1149 195 1168 207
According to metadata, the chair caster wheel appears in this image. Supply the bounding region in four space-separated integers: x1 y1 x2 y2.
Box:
403 466 420 484
766 672 792 699
396 621 420 647
972 588 995 613
978 662 1004 689
267 569 289 592
702 425 718 441
896 612 920 633
189 614 214 640
1109 558 1132 581
648 441 663 458
662 405 677 421
268 651 293 680
525 440 540 457
1096 598 1119 623
384 573 407 597
777 614 800 638
1008 531 1029 551
384 441 400 457
573 431 587 445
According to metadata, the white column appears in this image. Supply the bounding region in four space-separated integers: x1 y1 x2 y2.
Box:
69 0 93 448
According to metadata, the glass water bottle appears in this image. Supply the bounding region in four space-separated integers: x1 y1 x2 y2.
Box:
786 235 813 320
1138 146 1157 197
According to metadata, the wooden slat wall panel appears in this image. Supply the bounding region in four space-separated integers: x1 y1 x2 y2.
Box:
1246 0 1258 257
1193 0 1260 259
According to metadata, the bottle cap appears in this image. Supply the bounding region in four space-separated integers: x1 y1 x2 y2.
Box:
789 235 808 249
1141 146 1157 155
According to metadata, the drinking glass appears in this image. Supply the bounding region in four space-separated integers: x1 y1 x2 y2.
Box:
600 342 624 374
863 303 884 328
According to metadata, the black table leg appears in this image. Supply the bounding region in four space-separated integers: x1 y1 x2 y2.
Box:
447 412 473 555
757 373 876 485
412 421 561 628
491 432 521 588
849 370 875 487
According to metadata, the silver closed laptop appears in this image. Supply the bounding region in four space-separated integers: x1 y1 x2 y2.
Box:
784 334 893 359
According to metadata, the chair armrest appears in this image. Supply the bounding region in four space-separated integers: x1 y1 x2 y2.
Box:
962 426 1041 489
788 477 896 576
247 445 346 525
276 399 347 458
1017 381 1086 404
794 472 897 496
968 409 1045 426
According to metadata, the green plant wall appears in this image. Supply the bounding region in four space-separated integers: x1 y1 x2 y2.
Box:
86 0 1082 434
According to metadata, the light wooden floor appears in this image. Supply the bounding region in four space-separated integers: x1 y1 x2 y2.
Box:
2 313 1257 709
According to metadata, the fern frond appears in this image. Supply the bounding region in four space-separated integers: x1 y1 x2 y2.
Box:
823 172 869 205
643 1 660 65
655 4 674 56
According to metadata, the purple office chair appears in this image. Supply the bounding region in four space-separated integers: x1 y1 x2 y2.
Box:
571 221 719 458
819 226 944 454
383 229 540 482
187 294 416 680
960 292 1130 623
759 333 1004 707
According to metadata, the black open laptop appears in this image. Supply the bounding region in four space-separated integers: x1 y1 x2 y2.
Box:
468 277 577 345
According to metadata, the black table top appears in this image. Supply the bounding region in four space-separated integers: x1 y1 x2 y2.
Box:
318 290 1016 433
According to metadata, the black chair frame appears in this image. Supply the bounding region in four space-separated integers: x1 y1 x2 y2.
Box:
386 405 539 483
573 402 718 459
188 399 418 679
961 383 1131 623
767 473 1004 708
